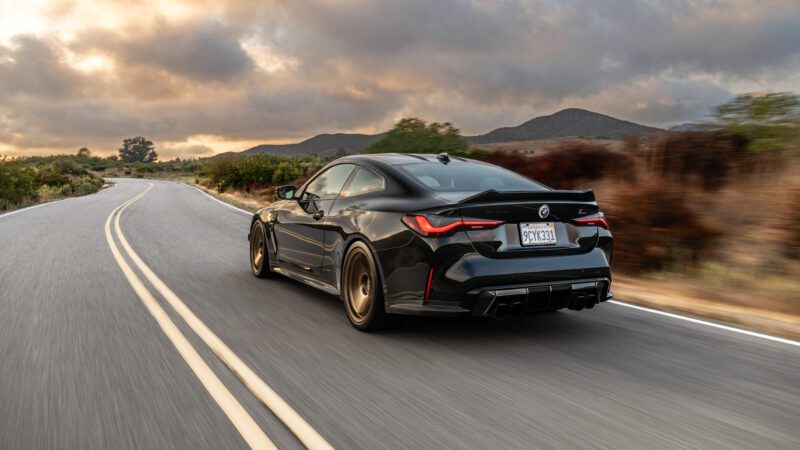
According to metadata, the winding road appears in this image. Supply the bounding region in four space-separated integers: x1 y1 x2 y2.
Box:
1 178 798 449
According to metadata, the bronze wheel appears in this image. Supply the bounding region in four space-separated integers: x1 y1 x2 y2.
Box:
250 221 272 278
342 241 389 330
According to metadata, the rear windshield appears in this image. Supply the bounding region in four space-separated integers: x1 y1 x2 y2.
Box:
400 162 546 192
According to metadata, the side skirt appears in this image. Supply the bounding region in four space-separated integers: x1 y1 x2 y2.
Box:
272 265 340 297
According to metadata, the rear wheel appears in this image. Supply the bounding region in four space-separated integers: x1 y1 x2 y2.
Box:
250 221 273 278
342 241 389 331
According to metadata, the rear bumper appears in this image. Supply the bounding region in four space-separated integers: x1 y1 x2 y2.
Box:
385 277 612 317
381 242 612 317
468 277 611 318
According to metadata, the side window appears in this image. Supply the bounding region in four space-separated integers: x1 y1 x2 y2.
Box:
340 167 385 198
302 164 355 200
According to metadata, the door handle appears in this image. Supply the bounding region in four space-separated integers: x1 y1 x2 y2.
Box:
313 210 324 221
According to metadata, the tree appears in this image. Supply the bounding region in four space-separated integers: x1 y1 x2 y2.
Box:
118 136 158 163
710 92 800 153
334 147 347 158
366 118 469 154
77 147 91 157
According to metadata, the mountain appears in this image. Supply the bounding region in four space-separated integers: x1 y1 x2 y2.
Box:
467 108 661 144
241 133 382 156
668 122 706 132
238 108 661 156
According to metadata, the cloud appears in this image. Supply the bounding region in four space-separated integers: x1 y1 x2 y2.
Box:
0 35 83 98
79 17 255 82
158 143 215 159
0 0 799 157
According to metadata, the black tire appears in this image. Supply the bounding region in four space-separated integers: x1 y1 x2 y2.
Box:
341 241 389 331
249 221 273 278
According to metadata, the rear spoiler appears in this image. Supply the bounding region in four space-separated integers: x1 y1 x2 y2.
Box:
459 189 596 204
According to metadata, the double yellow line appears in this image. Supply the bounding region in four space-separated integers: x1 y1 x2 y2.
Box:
105 184 333 450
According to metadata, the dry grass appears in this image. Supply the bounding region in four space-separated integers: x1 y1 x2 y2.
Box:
595 162 800 337
192 183 267 213
472 137 625 154
612 276 800 340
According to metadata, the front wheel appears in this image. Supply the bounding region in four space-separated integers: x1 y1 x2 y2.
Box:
250 221 273 278
342 241 389 331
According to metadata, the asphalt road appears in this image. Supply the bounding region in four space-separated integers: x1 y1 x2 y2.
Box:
1 178 798 449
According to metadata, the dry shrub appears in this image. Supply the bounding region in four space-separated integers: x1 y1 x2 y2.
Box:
484 142 636 189
651 132 749 191
605 181 721 273
785 188 800 260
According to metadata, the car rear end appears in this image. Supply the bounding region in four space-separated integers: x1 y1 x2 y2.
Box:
385 156 613 318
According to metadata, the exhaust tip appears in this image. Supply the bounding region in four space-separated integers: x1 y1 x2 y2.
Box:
568 293 587 311
495 304 510 319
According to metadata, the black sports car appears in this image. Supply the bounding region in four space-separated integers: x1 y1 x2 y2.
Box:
248 153 613 330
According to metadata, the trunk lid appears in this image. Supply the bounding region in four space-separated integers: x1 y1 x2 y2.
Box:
453 190 601 258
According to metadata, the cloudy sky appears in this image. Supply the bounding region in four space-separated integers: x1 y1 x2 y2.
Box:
1 0 798 158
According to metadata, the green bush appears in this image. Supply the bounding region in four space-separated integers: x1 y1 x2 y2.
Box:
55 158 86 176
366 117 468 154
36 167 71 187
205 154 326 192
0 158 38 210
37 183 72 201
71 176 103 196
1 156 104 210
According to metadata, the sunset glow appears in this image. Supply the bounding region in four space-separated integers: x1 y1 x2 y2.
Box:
1 0 798 158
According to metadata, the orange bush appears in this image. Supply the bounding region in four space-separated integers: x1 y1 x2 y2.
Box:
785 189 800 260
651 132 748 191
604 181 721 273
484 142 635 189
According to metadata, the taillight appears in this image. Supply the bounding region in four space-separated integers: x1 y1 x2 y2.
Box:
572 216 609 229
402 214 504 237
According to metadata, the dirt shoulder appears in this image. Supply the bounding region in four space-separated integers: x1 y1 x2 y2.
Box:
613 276 800 340
192 183 263 213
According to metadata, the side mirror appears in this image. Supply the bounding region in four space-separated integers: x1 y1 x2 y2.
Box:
275 185 297 200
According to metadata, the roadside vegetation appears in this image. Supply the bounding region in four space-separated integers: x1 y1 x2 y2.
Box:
3 92 797 335
0 151 105 211
476 92 800 336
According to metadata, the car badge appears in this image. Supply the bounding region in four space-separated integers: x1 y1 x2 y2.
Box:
539 204 550 219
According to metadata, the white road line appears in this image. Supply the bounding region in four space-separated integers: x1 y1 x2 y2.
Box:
106 184 277 450
0 200 62 219
192 185 253 215
116 185 334 450
609 300 800 348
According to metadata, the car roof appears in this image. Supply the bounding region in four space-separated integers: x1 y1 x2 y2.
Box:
337 153 476 166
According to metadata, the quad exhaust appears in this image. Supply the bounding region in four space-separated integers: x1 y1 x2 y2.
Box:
488 300 525 319
567 292 598 311
480 279 609 319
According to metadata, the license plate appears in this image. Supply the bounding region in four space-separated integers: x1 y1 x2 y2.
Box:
520 222 557 246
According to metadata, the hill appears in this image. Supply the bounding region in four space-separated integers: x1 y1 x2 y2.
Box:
668 123 706 132
239 108 660 156
241 133 382 156
467 108 661 144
